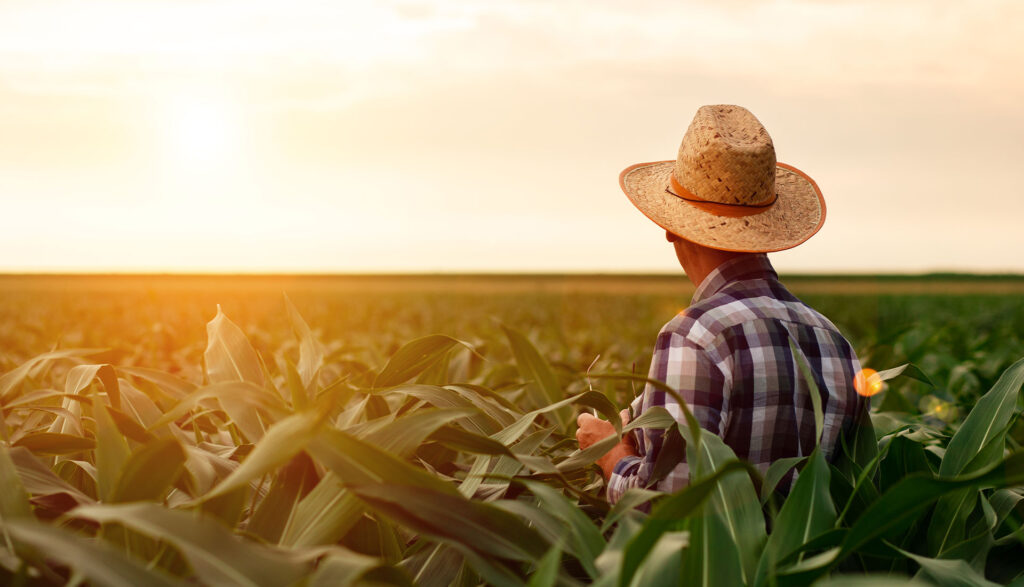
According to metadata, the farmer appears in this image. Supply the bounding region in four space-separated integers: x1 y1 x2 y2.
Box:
577 105 866 503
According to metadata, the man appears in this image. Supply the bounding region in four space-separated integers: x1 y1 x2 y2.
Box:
577 105 865 503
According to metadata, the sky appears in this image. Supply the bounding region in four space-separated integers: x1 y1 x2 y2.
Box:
0 0 1022 274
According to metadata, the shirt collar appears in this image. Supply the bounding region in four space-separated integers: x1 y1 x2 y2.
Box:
692 254 778 304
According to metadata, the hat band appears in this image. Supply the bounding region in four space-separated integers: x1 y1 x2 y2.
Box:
667 174 777 218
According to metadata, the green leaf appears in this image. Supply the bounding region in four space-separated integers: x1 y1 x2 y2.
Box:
525 543 561 587
879 434 933 494
284 293 324 390
428 424 516 456
309 427 461 496
280 475 364 547
761 456 806 505
990 488 1024 533
204 305 265 387
928 357 1024 556
594 513 643 583
0 348 105 401
814 576 928 586
829 451 1024 577
348 483 548 562
601 488 660 532
407 543 464 587
70 502 310 587
0 444 31 520
201 409 326 502
7 446 93 506
65 363 121 412
118 366 196 400
110 438 186 503
681 510 742 587
691 434 766 585
519 480 605 578
358 407 480 456
148 381 289 440
374 335 461 388
94 401 131 502
618 459 757 587
306 546 412 587
942 356 1024 478
895 545 1000 587
4 520 184 587
629 530 686 586
248 451 319 544
875 363 935 387
502 325 570 433
285 359 308 411
789 338 824 442
12 432 94 455
755 447 835 586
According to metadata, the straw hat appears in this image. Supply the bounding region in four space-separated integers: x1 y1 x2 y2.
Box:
620 105 825 252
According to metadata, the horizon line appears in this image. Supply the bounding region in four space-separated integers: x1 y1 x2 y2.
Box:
3 270 1024 280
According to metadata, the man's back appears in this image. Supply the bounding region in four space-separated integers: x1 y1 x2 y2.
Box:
583 104 867 504
608 254 865 501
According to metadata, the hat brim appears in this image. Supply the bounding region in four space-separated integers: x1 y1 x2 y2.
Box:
620 161 826 253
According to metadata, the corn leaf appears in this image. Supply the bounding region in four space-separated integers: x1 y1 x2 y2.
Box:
928 357 1024 556
895 546 1000 587
280 475 364 547
691 434 766 585
118 366 196 399
4 520 184 587
306 546 412 587
348 483 548 561
502 325 570 434
681 509 743 587
519 479 604 578
941 357 1024 478
619 459 757 587
525 543 562 587
200 409 326 502
249 451 319 544
7 446 93 505
70 502 310 587
0 349 105 401
94 401 131 502
284 293 325 390
374 335 461 388
0 444 32 520
204 305 265 387
12 432 94 455
110 438 186 503
632 530 688 586
755 447 835 586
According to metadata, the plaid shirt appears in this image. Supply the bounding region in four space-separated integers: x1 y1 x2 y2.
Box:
607 254 865 503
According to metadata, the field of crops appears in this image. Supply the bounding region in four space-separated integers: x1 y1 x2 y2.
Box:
1 274 1023 586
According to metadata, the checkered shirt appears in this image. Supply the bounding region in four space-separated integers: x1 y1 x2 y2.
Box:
606 254 866 503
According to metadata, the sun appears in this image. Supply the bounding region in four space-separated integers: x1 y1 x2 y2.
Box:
158 88 241 169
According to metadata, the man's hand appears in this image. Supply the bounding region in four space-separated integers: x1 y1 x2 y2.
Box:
575 409 638 481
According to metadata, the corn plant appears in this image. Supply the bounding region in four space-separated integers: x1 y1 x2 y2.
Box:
0 297 1022 585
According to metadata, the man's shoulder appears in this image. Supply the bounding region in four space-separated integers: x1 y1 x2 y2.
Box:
667 281 843 348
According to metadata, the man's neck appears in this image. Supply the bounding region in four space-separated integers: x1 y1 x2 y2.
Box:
682 248 746 288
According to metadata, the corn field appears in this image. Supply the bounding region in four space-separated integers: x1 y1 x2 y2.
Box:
1 276 1023 586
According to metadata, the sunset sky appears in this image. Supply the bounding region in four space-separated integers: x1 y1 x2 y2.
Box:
1 0 1022 273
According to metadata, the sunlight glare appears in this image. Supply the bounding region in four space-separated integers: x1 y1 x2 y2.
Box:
854 368 885 397
159 89 239 168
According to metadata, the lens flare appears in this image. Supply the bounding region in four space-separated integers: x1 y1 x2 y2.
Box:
854 368 884 397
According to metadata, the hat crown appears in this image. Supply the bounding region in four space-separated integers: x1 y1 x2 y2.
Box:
674 105 777 206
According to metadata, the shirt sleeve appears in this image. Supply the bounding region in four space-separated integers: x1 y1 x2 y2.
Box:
606 326 728 504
